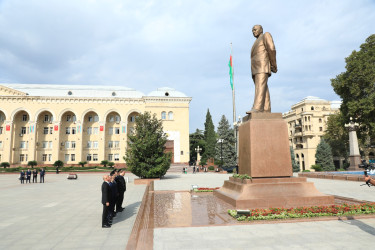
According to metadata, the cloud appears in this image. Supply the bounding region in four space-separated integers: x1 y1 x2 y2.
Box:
0 0 374 131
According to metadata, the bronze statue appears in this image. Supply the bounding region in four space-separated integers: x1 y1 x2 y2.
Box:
248 25 277 113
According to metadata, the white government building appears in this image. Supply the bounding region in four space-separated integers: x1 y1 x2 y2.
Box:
0 83 191 167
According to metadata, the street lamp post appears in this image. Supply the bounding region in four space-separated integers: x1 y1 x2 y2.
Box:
195 145 202 165
217 139 224 170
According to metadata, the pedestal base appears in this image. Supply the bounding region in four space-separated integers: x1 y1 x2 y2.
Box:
348 155 361 171
213 177 335 209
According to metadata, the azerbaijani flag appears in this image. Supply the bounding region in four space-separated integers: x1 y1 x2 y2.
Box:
228 55 233 90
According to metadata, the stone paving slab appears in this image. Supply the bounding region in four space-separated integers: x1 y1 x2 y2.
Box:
0 172 145 250
153 172 375 250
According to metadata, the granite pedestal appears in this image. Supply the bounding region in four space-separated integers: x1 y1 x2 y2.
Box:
214 113 335 209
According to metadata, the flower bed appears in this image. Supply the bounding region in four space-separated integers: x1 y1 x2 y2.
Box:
193 187 220 192
228 203 375 221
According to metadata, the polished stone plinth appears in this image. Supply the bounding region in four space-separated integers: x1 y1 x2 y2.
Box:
238 113 292 178
214 177 335 209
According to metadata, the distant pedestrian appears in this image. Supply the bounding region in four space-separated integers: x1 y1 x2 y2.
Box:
20 170 25 184
193 166 196 174
32 169 38 183
26 169 31 183
40 168 45 183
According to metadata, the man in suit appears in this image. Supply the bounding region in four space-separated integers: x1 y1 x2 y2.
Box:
32 169 38 183
20 170 25 184
249 25 277 113
101 175 112 228
115 170 126 212
40 168 45 183
26 169 31 183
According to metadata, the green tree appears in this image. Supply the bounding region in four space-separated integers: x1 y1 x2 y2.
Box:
1 162 10 168
290 147 300 172
125 111 171 178
27 160 37 169
315 139 335 171
201 109 216 164
53 160 64 169
215 115 236 167
78 161 87 167
108 162 115 168
101 160 109 168
323 112 349 161
331 34 375 139
189 129 206 164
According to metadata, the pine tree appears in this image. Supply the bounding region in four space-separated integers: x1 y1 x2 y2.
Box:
290 146 300 172
125 112 171 178
215 115 236 166
315 139 335 171
201 109 216 164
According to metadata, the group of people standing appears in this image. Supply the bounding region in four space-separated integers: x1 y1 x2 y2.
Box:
101 169 127 228
20 168 45 184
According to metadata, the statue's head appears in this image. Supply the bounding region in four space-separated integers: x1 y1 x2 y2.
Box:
252 25 263 38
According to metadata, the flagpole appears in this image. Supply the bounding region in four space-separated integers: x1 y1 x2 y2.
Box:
231 42 236 127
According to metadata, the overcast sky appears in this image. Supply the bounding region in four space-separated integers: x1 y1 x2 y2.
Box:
0 0 374 132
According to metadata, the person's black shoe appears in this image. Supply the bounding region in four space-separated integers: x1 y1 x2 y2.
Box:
113 213 116 217
102 224 111 228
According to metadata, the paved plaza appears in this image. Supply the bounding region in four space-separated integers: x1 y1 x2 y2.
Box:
0 170 375 249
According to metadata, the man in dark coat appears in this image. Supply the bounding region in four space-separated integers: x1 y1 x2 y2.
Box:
108 174 118 220
32 169 38 183
101 175 111 228
20 170 25 184
115 170 126 212
40 168 45 183
26 169 31 183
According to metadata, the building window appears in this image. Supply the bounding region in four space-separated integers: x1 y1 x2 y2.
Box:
319 118 322 123
181 151 183 155
20 154 25 162
71 141 76 148
87 154 92 161
304 117 307 122
72 115 76 122
43 127 48 134
71 154 75 161
87 127 92 134
130 116 136 122
93 154 98 161
20 141 27 149
319 127 323 131
109 116 114 122
21 127 26 135
114 154 119 161
88 116 93 122
161 111 166 120
0 141 2 148
93 141 98 148
94 116 99 122
65 141 70 149
114 141 119 148
0 127 2 134
42 141 48 148
108 141 113 148
168 112 173 120
65 154 69 162
48 154 52 161
49 141 53 148
87 141 92 148
311 106 314 111
108 154 113 161
50 127 53 134
72 127 76 134
115 128 120 134
22 114 28 121
42 154 47 161
93 127 98 134
108 128 113 135
0 115 4 121
44 115 49 122
115 116 120 122
67 115 71 121
66 127 70 134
